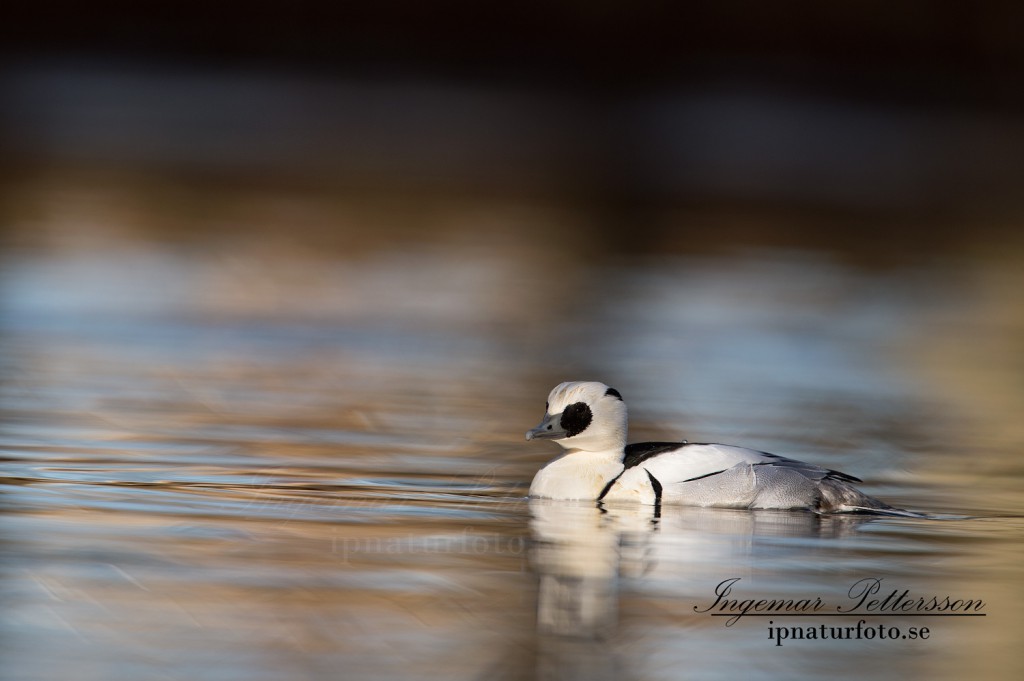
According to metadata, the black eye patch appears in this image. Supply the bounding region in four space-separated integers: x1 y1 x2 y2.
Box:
560 402 593 437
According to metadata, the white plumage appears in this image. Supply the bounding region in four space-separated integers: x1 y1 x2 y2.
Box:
526 381 911 514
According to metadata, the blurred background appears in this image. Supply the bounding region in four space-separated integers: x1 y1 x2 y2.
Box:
2 3 1024 680
5 0 1024 254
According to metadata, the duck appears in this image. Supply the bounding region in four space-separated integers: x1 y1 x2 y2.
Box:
526 380 911 514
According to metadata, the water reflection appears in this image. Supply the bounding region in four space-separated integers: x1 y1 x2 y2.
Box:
529 500 878 640
526 498 1024 681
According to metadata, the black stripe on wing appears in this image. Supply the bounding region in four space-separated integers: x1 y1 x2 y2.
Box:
682 468 730 482
752 456 863 483
597 471 623 501
645 469 663 504
623 442 686 469
645 468 663 516
824 469 862 483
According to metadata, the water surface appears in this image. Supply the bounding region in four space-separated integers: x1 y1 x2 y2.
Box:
2 202 1023 680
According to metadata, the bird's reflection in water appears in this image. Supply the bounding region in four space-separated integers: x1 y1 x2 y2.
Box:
527 499 878 680
530 501 632 640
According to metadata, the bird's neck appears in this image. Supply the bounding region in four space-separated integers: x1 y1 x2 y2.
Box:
560 446 624 462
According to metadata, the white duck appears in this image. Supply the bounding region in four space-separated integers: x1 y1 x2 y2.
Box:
526 381 910 514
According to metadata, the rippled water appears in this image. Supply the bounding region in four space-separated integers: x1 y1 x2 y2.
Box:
2 211 1023 680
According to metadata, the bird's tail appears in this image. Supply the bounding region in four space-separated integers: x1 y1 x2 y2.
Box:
817 479 927 518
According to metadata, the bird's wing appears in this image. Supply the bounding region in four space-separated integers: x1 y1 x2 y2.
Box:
632 443 861 486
